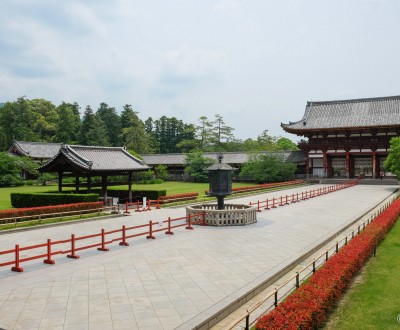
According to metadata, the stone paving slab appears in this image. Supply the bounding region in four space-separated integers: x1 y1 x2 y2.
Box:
0 184 398 330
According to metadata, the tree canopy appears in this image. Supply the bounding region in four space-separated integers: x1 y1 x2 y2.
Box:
184 150 215 183
384 137 400 178
0 97 299 155
240 153 296 183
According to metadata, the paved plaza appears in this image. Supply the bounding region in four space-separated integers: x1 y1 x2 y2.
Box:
0 184 398 330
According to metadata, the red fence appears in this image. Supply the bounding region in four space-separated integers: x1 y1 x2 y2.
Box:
0 212 206 273
249 181 358 212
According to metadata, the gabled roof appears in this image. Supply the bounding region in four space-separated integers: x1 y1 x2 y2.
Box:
39 145 149 174
141 150 306 166
281 95 400 133
8 141 62 159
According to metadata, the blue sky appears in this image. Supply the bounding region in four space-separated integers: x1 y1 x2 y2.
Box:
1 0 400 141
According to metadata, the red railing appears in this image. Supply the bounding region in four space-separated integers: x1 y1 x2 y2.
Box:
0 212 206 273
124 199 160 213
249 181 358 212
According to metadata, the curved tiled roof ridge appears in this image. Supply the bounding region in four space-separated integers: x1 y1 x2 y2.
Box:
305 94 400 106
282 95 400 132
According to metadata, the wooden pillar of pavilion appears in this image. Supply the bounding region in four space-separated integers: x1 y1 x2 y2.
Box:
345 151 350 179
323 151 327 178
58 171 63 193
305 152 310 180
372 150 377 179
128 172 133 203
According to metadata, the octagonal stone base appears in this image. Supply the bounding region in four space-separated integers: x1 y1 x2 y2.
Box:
186 204 257 226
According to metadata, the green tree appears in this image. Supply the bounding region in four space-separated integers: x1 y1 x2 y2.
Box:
184 150 215 182
211 114 234 148
196 116 213 150
80 106 110 146
96 102 121 146
0 97 36 150
0 152 39 185
55 102 81 144
240 153 296 183
29 98 58 141
121 105 152 153
276 137 299 150
154 164 168 180
384 137 400 178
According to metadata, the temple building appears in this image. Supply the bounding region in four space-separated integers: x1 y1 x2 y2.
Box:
281 95 400 179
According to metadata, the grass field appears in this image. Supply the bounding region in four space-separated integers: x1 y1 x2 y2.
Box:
324 218 400 329
0 181 252 210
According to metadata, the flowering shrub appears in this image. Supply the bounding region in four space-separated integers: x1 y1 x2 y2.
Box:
158 193 198 202
205 180 306 195
0 202 104 220
256 198 400 330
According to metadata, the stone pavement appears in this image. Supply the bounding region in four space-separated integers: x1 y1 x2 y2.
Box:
0 184 398 330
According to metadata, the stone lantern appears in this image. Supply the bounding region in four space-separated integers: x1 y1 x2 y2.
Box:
207 154 233 210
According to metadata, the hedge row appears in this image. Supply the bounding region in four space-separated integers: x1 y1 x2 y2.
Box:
76 189 167 202
159 192 198 202
205 180 306 195
256 198 400 330
0 202 104 220
11 193 100 208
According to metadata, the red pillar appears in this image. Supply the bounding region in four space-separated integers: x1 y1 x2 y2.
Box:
372 151 377 179
346 151 350 179
323 152 327 178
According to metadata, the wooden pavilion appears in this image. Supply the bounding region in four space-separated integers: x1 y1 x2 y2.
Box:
38 145 149 202
281 95 400 179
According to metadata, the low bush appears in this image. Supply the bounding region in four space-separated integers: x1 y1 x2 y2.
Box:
11 193 100 208
0 202 104 220
74 188 167 202
159 192 198 203
256 198 400 330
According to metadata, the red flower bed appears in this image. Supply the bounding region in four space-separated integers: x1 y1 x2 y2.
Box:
0 202 104 220
158 193 198 201
256 198 400 330
205 180 306 195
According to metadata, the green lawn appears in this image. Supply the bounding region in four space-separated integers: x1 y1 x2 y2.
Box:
0 181 252 210
325 218 400 330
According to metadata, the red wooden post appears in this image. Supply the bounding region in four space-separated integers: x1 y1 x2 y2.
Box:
156 199 161 209
124 202 130 214
271 198 277 208
285 195 289 205
279 196 284 206
265 199 270 210
11 244 24 272
119 225 129 246
44 239 55 265
297 193 299 202
97 229 109 251
257 200 262 212
67 234 80 259
165 217 174 235
146 199 152 211
146 221 155 239
186 214 194 230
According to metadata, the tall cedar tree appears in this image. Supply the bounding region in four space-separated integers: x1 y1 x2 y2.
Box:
55 102 81 144
96 102 122 146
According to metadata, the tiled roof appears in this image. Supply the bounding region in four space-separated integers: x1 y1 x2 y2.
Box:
141 150 305 166
39 145 149 173
281 95 400 132
8 141 62 159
